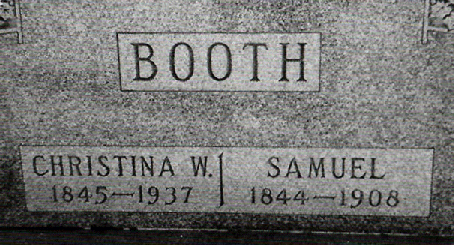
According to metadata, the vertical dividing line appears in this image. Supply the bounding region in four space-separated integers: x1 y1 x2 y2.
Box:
219 152 224 207
422 0 430 44
17 0 23 44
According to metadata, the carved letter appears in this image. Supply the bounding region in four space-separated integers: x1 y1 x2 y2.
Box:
131 43 158 81
243 43 268 81
170 42 194 81
33 155 48 176
207 42 232 81
280 43 306 82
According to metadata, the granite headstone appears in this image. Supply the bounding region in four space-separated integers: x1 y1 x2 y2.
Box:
1 0 453 236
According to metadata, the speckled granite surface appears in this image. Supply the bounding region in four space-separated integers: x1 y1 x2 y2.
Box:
1 0 454 235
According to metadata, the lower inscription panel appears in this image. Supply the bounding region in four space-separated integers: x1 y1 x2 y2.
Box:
20 146 433 216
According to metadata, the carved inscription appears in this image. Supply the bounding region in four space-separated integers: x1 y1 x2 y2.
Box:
21 147 432 216
117 33 320 91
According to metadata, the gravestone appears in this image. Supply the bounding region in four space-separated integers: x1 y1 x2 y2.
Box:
1 0 454 237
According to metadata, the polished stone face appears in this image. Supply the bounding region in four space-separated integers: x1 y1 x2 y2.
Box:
117 33 320 91
21 146 432 216
0 0 453 235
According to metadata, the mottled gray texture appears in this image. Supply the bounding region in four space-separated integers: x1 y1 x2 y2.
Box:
0 0 453 235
